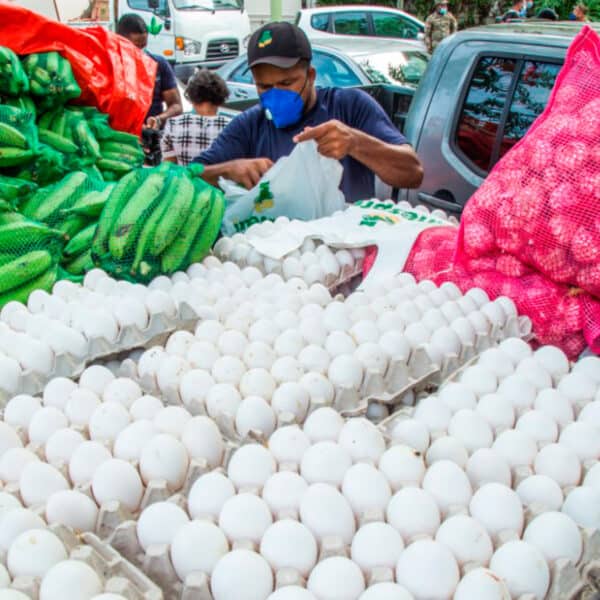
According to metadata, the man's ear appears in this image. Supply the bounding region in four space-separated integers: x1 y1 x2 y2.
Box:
308 65 317 85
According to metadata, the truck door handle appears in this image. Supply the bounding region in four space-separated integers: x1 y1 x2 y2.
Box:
418 192 462 214
234 88 249 98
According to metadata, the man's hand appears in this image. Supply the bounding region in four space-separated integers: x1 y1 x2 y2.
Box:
226 158 274 189
145 116 160 130
293 120 356 160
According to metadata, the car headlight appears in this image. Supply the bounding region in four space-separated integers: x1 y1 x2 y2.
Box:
242 34 250 49
176 37 202 56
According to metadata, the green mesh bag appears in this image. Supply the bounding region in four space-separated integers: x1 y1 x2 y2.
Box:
0 104 39 167
92 163 224 283
0 95 36 120
0 46 29 96
22 52 81 110
0 174 37 204
9 143 67 187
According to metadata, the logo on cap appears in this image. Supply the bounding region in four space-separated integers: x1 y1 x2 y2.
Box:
258 30 273 48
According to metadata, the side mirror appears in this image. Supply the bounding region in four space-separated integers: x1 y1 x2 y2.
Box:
148 0 160 8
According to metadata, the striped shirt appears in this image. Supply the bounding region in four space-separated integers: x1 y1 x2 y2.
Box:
161 113 230 166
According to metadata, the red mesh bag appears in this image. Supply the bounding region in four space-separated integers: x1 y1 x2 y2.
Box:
0 4 156 134
456 26 600 298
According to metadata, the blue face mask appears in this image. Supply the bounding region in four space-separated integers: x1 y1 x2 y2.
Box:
439 7 448 14
519 7 527 15
568 11 577 18
260 76 308 129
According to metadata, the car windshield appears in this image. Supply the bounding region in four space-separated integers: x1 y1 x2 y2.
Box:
360 50 429 86
174 0 241 10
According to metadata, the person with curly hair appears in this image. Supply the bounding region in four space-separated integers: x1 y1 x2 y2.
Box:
161 69 231 166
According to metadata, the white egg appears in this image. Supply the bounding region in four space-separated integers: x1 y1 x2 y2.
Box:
469 483 524 538
262 471 308 515
338 418 385 464
170 520 229 582
195 320 225 344
422 460 472 514
274 330 304 358
45 428 85 467
137 346 166 381
140 434 189 490
228 443 276 491
153 406 191 438
186 341 220 371
46 490 99 532
0 509 45 554
39 559 103 600
268 587 317 600
435 514 493 566
300 483 356 544
186 472 234 522
211 550 273 600
113 297 148 330
301 441 351 487
4 394 41 431
426 436 469 469
260 519 317 576
89 402 131 445
573 356 600 384
439 382 477 413
448 409 493 453
300 372 335 406
136 501 189 551
0 447 38 483
560 422 600 461
92 458 144 512
497 375 537 413
299 317 327 346
390 418 430 453
474 393 515 433
558 372 597 407
534 389 574 427
236 396 277 438
7 529 67 578
271 356 304 384
453 568 510 600
466 448 512 489
42 377 77 410
396 540 459 600
386 487 440 541
379 445 425 491
460 365 498 397
64 388 101 428
342 463 392 515
516 410 558 445
562 486 600 529
351 521 404 574
307 556 365 600
272 382 310 421
300 409 341 444
297 345 330 375
584 462 600 493
28 407 68 447
268 425 311 467
492 429 537 467
19 461 69 507
328 355 363 389
514 358 553 392
378 331 410 360
206 383 242 420
219 493 273 544
478 348 515 380
524 511 582 564
516 474 564 511
534 346 569 381
69 441 112 486
489 541 549 600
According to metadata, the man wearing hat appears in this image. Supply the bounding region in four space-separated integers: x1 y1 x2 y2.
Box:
194 22 423 203
424 1 458 53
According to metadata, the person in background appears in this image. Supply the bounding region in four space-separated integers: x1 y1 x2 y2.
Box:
194 23 423 203
570 3 590 20
502 0 526 20
424 1 458 54
161 69 231 166
117 13 183 130
536 7 558 18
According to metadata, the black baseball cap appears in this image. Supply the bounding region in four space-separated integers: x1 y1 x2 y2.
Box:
247 22 312 69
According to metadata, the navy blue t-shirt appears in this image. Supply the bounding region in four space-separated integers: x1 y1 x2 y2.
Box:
146 53 178 120
195 87 407 203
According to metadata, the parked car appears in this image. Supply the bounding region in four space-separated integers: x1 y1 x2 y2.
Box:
296 6 425 43
215 41 429 130
400 21 600 213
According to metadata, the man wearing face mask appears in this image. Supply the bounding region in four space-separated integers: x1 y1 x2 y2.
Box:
194 23 423 203
502 0 527 20
424 1 458 54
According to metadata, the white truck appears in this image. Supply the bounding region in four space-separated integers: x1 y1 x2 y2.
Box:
8 0 252 80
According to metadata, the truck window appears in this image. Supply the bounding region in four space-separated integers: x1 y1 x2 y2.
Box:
128 0 168 11
312 50 362 88
372 12 421 39
230 64 254 85
455 56 517 172
311 14 330 32
499 61 561 158
333 12 369 35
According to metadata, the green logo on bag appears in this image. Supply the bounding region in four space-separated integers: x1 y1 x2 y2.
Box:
258 30 273 48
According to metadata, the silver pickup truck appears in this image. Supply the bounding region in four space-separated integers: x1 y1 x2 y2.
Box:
400 21 600 213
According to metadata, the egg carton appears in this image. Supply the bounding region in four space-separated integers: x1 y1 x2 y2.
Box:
1 299 201 405
0 520 162 600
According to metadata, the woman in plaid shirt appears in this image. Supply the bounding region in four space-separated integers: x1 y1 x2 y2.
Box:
161 70 231 166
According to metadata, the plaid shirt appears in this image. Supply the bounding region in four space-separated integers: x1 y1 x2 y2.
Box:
160 113 230 166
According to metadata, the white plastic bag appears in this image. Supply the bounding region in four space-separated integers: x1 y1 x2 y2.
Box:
219 140 345 235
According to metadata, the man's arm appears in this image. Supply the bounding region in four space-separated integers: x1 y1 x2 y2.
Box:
201 158 274 188
294 120 423 189
147 60 183 128
424 16 433 53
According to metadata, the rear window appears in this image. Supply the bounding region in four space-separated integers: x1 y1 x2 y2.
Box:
332 11 369 35
454 56 560 173
372 12 422 39
310 13 330 32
